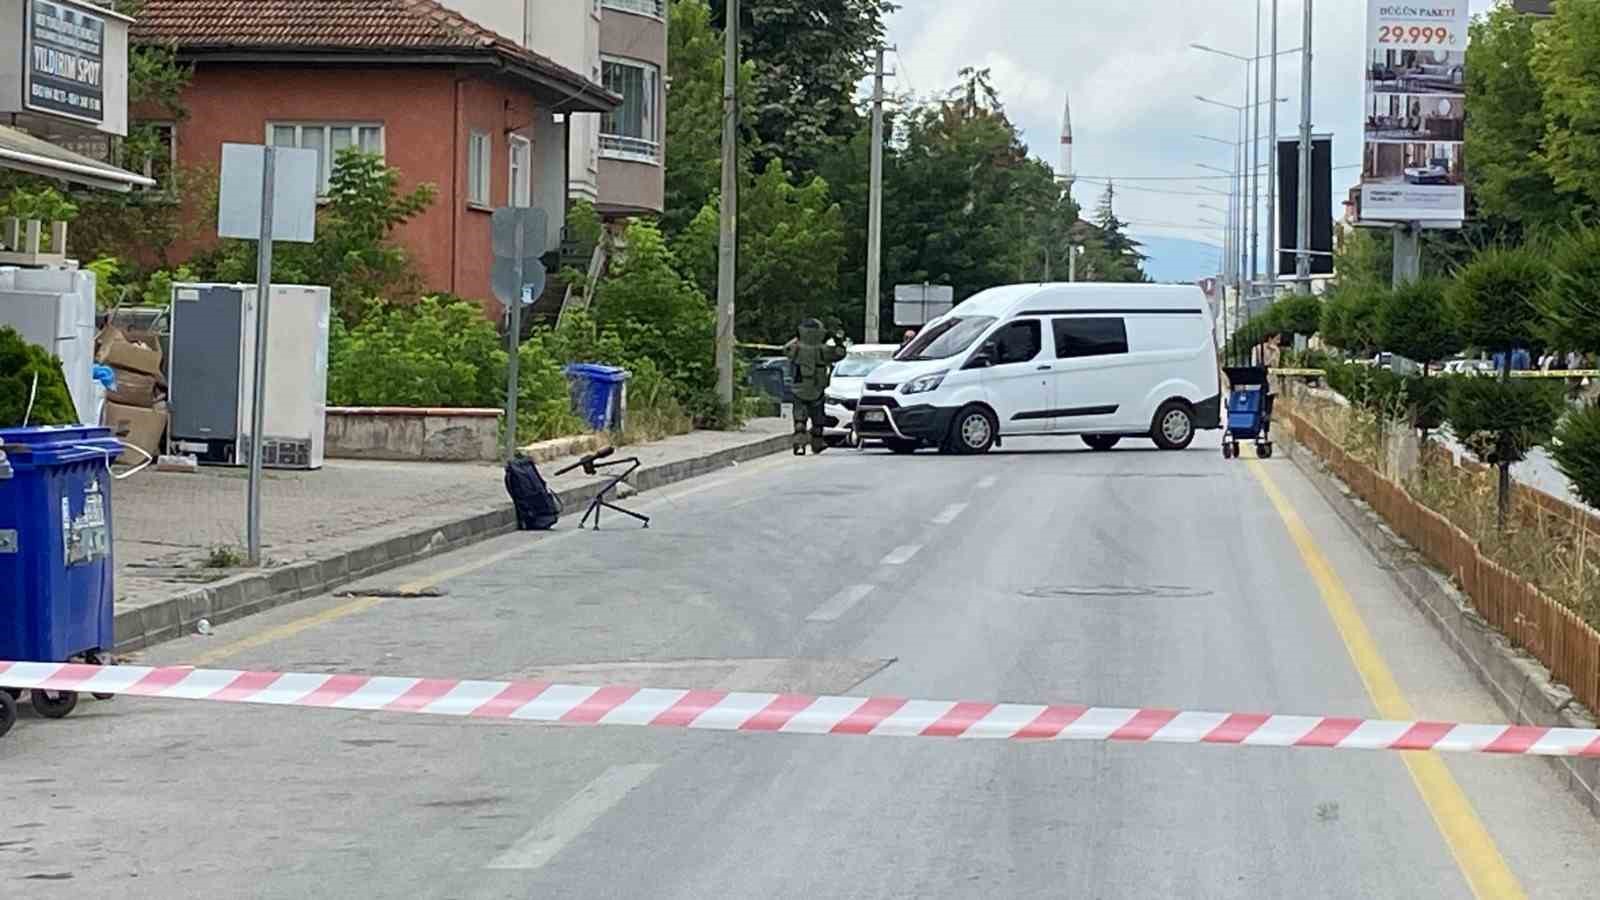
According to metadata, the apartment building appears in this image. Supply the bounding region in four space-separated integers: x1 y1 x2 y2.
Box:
442 0 667 218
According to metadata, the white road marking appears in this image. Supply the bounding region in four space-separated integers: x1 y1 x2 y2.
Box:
880 545 922 566
486 763 662 871
931 503 968 525
977 475 998 489
807 584 876 622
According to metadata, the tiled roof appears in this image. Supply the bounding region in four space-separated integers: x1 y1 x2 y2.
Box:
130 0 615 104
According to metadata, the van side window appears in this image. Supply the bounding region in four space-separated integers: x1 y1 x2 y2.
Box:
993 320 1042 364
1053 317 1129 359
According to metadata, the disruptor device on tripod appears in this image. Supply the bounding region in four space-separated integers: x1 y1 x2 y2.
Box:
553 446 649 530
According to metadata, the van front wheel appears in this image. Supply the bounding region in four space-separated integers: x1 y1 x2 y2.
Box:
949 406 998 454
1151 401 1196 451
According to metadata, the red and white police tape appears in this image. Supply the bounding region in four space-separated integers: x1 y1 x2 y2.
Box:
5 660 1600 756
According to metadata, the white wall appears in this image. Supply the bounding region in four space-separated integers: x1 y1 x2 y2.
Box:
444 0 600 204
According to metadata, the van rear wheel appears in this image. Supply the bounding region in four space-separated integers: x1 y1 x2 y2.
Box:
1151 401 1196 451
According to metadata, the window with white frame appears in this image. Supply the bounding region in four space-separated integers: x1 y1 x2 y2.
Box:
602 0 664 17
468 131 492 206
509 135 532 207
267 122 383 194
600 57 661 163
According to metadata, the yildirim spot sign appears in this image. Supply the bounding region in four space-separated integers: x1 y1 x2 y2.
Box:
23 0 106 125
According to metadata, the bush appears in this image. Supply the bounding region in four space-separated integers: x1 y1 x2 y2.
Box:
1446 376 1565 466
1320 286 1382 357
1552 402 1600 509
328 296 505 407
1272 294 1323 339
1449 246 1549 358
514 332 585 443
0 326 77 426
1538 227 1600 355
1376 279 1460 368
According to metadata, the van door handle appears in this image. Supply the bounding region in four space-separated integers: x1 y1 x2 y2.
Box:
1036 365 1053 371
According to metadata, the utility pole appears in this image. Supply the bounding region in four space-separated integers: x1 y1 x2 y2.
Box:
1267 0 1279 298
715 0 738 406
865 45 887 343
1295 0 1314 295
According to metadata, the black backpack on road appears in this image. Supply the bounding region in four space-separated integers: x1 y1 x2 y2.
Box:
505 456 562 530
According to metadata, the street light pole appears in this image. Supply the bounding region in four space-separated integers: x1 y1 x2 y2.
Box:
1250 0 1262 305
1296 0 1314 295
1267 0 1280 295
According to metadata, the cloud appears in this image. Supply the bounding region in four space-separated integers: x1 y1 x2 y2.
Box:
882 0 1499 275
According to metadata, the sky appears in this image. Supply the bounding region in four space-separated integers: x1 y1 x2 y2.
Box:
880 0 1495 279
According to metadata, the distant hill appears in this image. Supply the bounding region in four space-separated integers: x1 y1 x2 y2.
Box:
1134 235 1224 284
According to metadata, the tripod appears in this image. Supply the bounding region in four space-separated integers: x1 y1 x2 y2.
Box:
554 447 650 530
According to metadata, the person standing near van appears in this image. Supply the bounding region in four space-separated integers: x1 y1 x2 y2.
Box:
785 319 848 455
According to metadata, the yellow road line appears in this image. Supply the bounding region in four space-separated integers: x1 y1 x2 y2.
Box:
182 453 789 666
186 596 386 668
1248 460 1525 900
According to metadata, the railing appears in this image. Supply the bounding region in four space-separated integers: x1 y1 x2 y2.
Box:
1287 408 1600 718
599 133 661 164
602 0 664 18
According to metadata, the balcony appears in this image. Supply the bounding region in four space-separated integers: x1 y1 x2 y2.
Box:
599 133 661 165
602 0 664 18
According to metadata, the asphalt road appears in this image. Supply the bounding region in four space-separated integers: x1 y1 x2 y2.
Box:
6 433 1600 898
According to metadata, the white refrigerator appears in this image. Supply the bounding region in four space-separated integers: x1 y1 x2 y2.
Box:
0 266 100 425
167 283 330 469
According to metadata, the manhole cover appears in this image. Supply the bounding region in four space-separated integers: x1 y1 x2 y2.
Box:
1021 584 1213 599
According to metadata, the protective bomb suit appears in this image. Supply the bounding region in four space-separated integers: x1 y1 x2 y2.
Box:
784 319 848 455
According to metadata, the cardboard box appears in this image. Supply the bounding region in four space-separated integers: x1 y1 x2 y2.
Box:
97 328 164 377
102 400 167 465
105 366 164 408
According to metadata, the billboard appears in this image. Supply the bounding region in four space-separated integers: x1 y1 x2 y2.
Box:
1277 136 1334 277
23 0 106 125
1359 1 1469 223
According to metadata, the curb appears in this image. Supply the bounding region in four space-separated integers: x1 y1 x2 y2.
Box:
114 433 792 653
1282 433 1600 819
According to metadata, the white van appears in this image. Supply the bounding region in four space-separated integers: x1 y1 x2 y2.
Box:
852 283 1222 454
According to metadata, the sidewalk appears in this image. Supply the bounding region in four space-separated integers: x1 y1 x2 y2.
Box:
111 419 791 651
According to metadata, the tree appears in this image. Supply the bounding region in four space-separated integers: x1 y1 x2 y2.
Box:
201 150 437 321
663 0 757 237
1087 183 1148 283
1448 246 1548 357
1271 294 1322 340
675 158 845 344
1552 403 1600 511
1531 0 1600 217
710 0 894 176
1319 285 1382 358
1375 279 1460 370
593 220 718 410
1448 246 1561 526
1466 5 1572 229
1537 226 1600 355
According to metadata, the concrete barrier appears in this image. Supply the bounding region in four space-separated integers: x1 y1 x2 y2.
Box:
326 407 502 462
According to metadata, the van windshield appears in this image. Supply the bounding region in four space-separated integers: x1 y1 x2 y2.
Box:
896 317 997 361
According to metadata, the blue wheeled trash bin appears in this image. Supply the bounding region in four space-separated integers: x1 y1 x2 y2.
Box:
564 364 632 432
1221 366 1274 460
0 425 124 737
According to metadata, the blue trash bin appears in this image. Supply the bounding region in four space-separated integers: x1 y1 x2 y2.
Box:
0 425 122 665
564 364 631 431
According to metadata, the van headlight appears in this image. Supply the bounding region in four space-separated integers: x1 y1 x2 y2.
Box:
900 371 948 395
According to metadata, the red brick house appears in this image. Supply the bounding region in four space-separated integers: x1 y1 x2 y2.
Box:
131 0 619 309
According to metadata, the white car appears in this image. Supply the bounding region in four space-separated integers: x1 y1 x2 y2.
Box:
853 283 1222 454
823 344 900 445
